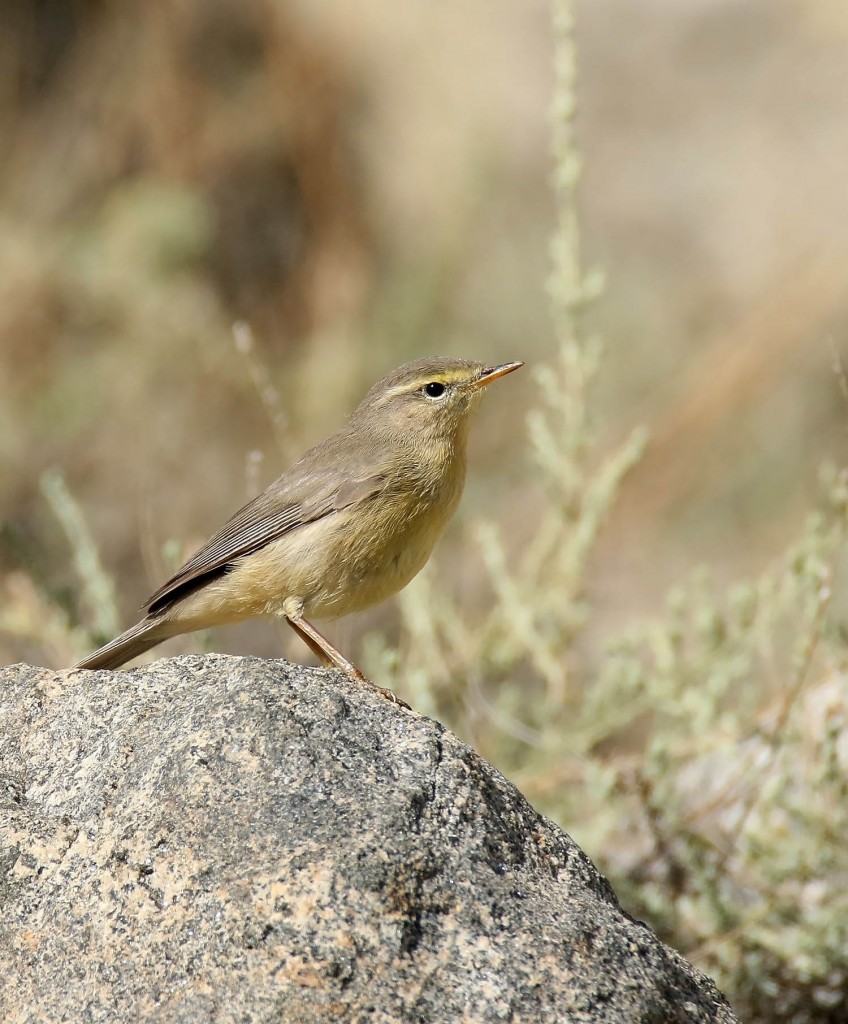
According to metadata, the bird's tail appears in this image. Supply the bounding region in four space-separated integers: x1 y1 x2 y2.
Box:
74 618 175 671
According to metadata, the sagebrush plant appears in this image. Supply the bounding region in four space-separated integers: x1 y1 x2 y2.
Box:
587 483 848 1023
365 2 848 1021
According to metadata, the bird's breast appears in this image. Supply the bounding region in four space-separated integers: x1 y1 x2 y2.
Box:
304 474 463 618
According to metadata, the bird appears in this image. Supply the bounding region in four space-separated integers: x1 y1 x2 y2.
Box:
74 356 522 704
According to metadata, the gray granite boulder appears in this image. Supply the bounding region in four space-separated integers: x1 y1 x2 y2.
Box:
0 656 737 1022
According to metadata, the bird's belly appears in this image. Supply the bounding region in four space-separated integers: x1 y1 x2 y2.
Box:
174 488 458 626
303 508 447 619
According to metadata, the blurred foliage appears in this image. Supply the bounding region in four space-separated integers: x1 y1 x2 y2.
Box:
367 3 848 1020
2 2 848 1021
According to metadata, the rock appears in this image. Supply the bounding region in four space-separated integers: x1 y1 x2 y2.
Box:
0 656 737 1023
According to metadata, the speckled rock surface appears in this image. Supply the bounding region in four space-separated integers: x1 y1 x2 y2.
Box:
0 656 737 1023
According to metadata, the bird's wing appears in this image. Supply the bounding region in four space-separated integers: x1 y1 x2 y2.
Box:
145 457 388 616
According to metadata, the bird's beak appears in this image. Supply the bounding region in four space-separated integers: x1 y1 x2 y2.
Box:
469 361 524 391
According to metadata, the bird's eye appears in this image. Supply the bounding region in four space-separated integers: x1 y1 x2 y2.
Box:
423 381 446 399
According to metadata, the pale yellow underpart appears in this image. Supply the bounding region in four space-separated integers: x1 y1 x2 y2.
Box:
164 481 463 632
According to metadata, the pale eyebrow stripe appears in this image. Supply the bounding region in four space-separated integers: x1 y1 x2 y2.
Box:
379 384 417 401
376 373 470 404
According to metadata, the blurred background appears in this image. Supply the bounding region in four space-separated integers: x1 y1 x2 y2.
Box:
0 0 845 664
3 2 848 1014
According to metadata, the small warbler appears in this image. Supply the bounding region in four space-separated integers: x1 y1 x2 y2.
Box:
75 356 522 704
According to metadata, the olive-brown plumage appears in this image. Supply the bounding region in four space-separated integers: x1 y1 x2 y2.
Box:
75 356 522 703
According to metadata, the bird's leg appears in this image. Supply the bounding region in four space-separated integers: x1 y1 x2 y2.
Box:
284 611 411 710
285 613 364 678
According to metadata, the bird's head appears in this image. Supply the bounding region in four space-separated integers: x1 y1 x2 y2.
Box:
351 357 523 447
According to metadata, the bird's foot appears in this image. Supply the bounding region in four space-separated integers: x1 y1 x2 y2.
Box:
343 665 411 710
372 683 412 711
